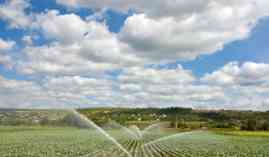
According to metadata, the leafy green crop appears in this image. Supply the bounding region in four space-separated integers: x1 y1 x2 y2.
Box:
0 127 269 157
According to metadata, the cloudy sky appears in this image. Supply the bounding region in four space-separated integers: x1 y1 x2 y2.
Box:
0 0 269 110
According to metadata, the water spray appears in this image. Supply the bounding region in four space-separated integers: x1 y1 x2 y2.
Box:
71 110 133 157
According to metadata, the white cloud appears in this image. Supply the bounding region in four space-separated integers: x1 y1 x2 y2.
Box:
41 67 196 108
119 3 266 61
57 0 269 19
1 62 269 110
22 35 33 45
201 62 269 110
116 66 225 107
104 63 269 110
0 38 15 69
17 10 142 76
0 0 33 28
17 43 116 76
0 55 13 69
43 76 114 97
56 0 132 12
0 38 15 50
202 62 269 86
36 10 91 45
0 1 269 110
0 75 115 108
119 65 195 84
0 66 225 109
0 75 55 108
6 1 268 78
55 0 209 18
0 56 12 69
57 0 269 62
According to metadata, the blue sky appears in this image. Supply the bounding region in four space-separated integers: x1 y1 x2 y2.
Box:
0 0 269 110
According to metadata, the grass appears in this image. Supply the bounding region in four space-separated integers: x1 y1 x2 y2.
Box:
216 130 269 137
0 126 269 157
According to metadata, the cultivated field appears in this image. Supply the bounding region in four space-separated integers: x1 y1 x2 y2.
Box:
0 126 269 157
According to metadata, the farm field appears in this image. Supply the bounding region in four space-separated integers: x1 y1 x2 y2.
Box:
0 126 269 157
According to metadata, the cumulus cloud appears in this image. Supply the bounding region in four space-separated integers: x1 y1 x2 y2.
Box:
16 10 142 76
202 62 269 86
0 38 15 69
17 43 117 76
119 65 195 84
116 66 225 108
56 0 133 12
0 75 115 108
0 1 269 110
201 62 269 110
1 0 268 65
0 55 13 69
43 76 114 98
0 38 15 50
1 62 269 110
57 0 269 62
0 66 226 109
36 10 92 45
8 1 269 76
0 75 55 108
57 0 269 19
22 35 33 45
118 2 268 61
0 0 33 28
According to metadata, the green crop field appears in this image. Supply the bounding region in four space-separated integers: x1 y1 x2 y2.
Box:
0 126 269 157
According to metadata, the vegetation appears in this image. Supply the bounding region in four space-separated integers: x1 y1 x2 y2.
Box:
0 126 108 157
1 108 269 131
1 108 269 156
0 126 269 157
0 109 69 126
78 107 269 131
216 130 269 137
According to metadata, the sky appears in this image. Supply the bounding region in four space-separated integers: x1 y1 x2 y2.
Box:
0 0 269 110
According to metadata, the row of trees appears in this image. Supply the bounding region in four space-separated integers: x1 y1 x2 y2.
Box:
170 118 269 131
241 119 269 131
1 108 269 131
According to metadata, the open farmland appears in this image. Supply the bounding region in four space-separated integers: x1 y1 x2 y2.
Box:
0 126 269 157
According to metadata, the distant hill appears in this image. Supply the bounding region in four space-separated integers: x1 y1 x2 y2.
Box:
0 109 70 126
0 107 269 131
78 107 269 131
